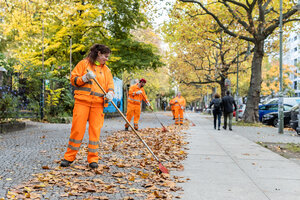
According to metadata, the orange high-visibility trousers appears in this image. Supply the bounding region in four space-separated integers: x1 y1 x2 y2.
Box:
64 102 104 163
171 106 175 119
125 103 141 129
174 106 184 125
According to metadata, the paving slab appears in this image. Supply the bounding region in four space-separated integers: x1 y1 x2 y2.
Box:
174 113 300 200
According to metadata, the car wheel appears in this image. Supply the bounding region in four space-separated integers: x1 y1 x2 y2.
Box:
273 118 278 127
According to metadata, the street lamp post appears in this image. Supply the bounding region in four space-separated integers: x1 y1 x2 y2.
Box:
278 0 284 134
40 20 45 120
236 49 239 122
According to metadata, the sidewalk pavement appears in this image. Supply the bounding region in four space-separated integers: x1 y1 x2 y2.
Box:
175 112 300 200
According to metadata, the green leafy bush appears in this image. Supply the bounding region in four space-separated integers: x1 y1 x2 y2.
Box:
0 93 19 122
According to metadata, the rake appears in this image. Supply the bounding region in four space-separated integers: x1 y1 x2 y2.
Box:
141 93 168 132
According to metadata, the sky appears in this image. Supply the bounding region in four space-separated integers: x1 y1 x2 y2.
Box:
149 0 176 30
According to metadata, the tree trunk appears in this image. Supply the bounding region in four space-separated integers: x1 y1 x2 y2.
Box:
243 40 264 123
219 77 226 97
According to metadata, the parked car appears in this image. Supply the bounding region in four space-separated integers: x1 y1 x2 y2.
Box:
261 107 292 127
233 104 246 118
263 97 300 106
289 104 300 135
258 103 293 122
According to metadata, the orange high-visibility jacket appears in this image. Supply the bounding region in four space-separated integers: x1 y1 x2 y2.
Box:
128 83 149 105
71 59 114 107
174 96 186 108
170 98 175 110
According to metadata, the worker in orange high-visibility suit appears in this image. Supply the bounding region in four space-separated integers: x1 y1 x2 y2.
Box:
61 44 114 169
125 79 150 131
169 97 176 120
173 92 186 125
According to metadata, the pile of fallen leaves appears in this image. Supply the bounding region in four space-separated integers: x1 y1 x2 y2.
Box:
7 122 190 199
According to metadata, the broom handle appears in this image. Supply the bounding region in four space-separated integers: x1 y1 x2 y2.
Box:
90 76 160 163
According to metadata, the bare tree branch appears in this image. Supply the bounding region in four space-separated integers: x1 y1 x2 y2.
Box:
180 0 255 42
264 9 299 37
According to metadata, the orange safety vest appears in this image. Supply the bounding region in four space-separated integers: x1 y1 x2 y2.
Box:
128 83 149 105
173 96 186 108
71 59 114 107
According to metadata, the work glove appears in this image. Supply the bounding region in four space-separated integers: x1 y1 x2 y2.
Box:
146 102 151 107
82 70 96 83
181 106 184 110
136 90 142 95
175 100 178 103
105 91 114 102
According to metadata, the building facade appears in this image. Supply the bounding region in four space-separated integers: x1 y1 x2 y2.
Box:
284 30 300 96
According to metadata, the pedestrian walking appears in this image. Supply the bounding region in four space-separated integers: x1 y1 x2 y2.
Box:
209 93 222 130
222 91 237 131
173 92 186 125
163 101 167 112
61 44 114 169
124 79 150 131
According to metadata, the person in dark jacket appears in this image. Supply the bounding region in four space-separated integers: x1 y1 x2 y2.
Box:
209 93 223 130
222 91 237 131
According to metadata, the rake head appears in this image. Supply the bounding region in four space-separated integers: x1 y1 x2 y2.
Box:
159 163 169 174
162 125 168 132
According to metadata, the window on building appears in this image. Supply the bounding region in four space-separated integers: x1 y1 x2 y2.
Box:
294 81 297 90
295 47 298 52
295 59 298 66
295 36 298 41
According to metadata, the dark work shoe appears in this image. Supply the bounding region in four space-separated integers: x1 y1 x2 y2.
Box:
218 128 220 130
229 128 232 131
60 159 73 167
223 126 226 130
125 127 129 131
89 162 98 169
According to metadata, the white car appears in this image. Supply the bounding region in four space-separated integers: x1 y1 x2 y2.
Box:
237 104 246 118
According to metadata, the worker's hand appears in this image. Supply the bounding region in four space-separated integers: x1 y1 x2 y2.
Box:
136 90 142 95
175 100 178 103
82 70 96 82
181 106 184 110
146 102 151 107
105 91 114 102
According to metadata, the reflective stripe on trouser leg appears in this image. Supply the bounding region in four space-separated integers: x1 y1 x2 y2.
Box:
64 103 89 162
174 107 180 124
87 106 104 163
179 109 184 124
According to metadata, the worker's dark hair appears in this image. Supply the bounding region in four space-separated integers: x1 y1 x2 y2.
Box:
214 93 220 98
87 44 111 64
226 90 230 95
